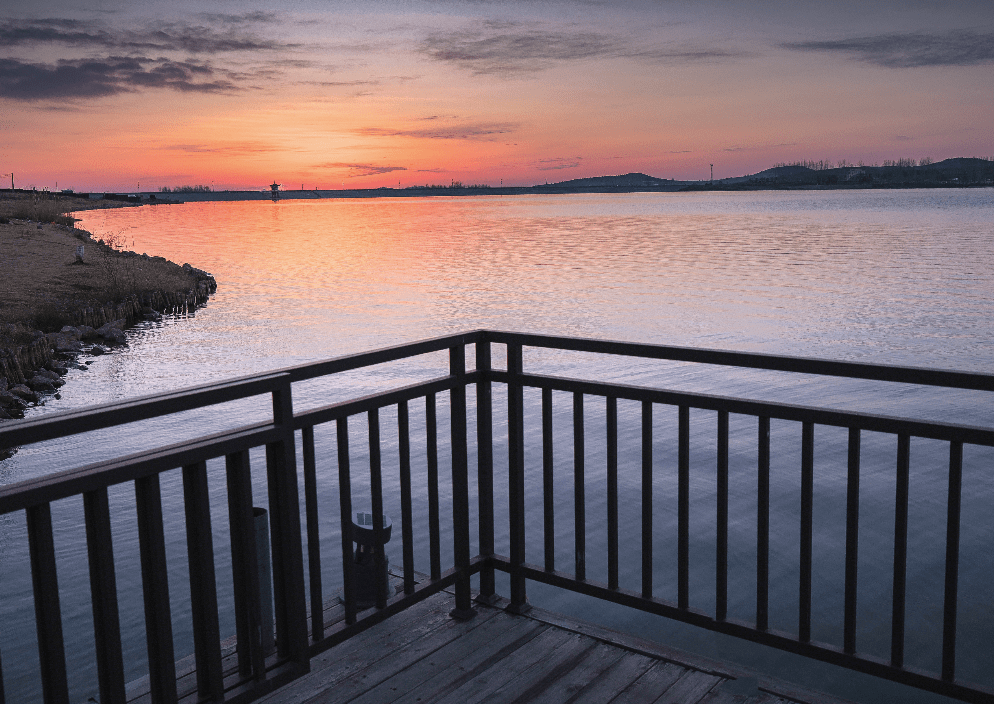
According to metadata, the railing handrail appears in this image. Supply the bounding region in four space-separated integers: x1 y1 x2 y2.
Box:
489 330 994 391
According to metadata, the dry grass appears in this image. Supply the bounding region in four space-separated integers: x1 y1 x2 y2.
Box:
0 206 206 332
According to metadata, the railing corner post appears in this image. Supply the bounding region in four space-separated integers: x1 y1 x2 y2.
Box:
450 341 476 619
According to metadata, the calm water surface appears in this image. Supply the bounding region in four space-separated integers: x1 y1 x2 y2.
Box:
2 190 993 702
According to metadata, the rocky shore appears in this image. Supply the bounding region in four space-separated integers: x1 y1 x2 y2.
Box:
0 194 217 421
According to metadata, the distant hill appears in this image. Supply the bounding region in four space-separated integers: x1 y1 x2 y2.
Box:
699 157 994 189
547 172 680 188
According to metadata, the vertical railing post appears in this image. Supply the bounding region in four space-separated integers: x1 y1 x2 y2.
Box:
226 449 265 680
267 376 309 668
398 401 416 596
84 488 126 704
641 401 653 600
427 394 442 580
368 408 389 610
799 421 814 643
303 425 324 640
891 433 910 668
844 427 861 655
135 475 177 704
678 405 690 610
336 417 357 624
942 441 963 682
27 502 70 704
542 387 555 573
450 341 476 619
607 397 619 591
182 461 223 700
757 416 770 631
507 341 530 613
716 410 729 622
573 392 586 582
476 336 497 604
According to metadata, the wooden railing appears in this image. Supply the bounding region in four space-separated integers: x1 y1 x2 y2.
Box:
0 330 992 703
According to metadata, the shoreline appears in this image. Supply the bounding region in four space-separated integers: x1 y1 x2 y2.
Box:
0 193 216 421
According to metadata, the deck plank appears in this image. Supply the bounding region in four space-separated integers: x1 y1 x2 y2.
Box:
525 641 627 703
430 629 592 704
305 604 504 704
256 594 455 704
563 650 658 703
609 661 686 703
652 669 724 704
359 614 546 704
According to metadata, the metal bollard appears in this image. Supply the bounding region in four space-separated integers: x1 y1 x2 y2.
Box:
350 511 392 607
253 507 275 654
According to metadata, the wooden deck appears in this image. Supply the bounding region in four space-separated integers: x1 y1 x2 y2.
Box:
255 591 854 704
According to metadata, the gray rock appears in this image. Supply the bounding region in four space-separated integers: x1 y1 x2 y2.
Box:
102 328 127 345
77 325 97 339
9 384 38 402
27 376 55 392
89 346 107 356
96 319 126 334
0 390 27 408
47 333 83 354
59 325 81 340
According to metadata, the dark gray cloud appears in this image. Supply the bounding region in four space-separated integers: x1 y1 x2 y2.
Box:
782 30 994 68
419 20 742 75
0 57 236 100
354 122 519 140
535 156 581 170
164 142 289 155
313 162 408 177
0 16 297 54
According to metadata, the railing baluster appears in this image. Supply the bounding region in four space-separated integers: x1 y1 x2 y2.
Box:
368 408 388 609
449 343 476 618
303 425 324 640
607 396 619 590
507 342 529 612
26 502 69 704
226 449 264 679
266 381 308 664
84 488 126 704
757 416 770 631
891 433 910 668
574 392 586 581
476 339 496 602
398 401 416 596
678 405 690 610
182 461 223 700
543 387 555 573
844 427 861 655
642 400 653 599
716 410 729 622
426 393 441 581
799 421 814 643
942 441 963 682
336 417 357 624
135 474 178 703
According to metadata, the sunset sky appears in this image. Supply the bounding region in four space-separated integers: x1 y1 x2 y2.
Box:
2 0 992 191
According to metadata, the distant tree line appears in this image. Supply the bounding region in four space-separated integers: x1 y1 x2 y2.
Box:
405 181 491 189
159 185 213 193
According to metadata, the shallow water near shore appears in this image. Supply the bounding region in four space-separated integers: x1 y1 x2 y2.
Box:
2 190 994 702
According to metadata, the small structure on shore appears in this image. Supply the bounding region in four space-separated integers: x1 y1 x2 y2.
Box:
270 182 280 201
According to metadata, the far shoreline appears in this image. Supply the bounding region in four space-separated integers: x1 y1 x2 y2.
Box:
48 180 994 210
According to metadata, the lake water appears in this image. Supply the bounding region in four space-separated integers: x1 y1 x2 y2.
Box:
2 190 993 702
